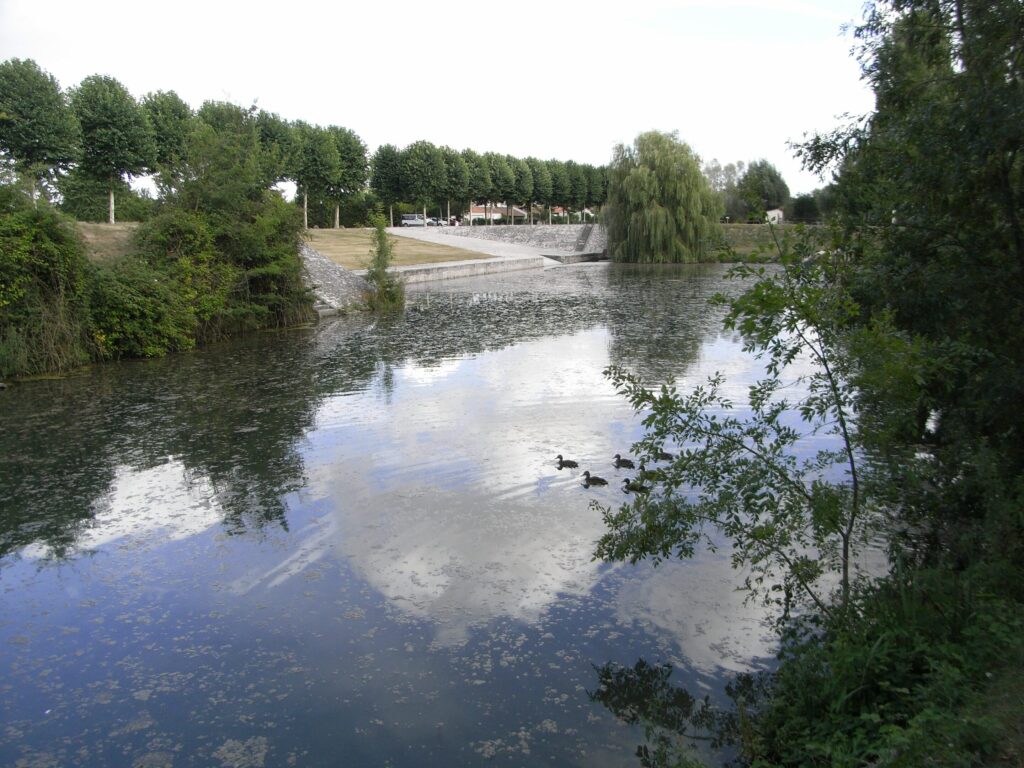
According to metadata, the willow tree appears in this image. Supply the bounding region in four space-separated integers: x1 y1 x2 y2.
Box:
605 131 721 263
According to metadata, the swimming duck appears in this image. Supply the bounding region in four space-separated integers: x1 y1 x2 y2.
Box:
656 450 675 461
613 454 635 469
582 471 608 487
622 477 652 494
556 454 579 469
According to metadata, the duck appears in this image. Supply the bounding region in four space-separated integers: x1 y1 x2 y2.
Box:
622 477 651 494
637 462 666 483
582 471 608 487
556 454 579 469
613 453 635 469
656 450 675 461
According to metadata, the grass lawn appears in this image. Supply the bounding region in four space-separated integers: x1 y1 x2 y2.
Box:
306 228 485 269
77 221 139 262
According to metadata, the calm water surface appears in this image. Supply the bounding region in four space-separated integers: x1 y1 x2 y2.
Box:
1 263 778 767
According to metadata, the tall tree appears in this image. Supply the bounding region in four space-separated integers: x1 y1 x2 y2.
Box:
483 152 514 224
565 160 588 221
440 145 468 223
525 157 551 225
291 121 340 229
325 125 367 228
142 90 193 192
255 109 297 186
547 159 569 223
585 164 607 210
737 158 790 214
508 155 533 223
400 140 445 222
604 130 721 263
0 58 79 202
370 143 403 227
461 148 491 226
72 75 154 224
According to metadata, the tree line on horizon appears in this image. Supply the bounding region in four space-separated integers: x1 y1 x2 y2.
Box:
0 58 612 228
0 57 819 231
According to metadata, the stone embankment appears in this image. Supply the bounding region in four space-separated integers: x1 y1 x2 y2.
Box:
300 224 609 318
299 244 367 318
441 224 607 257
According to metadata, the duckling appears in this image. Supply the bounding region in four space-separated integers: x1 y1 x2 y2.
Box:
556 454 579 469
613 453 635 469
622 477 652 494
637 462 666 483
582 471 608 487
656 450 675 461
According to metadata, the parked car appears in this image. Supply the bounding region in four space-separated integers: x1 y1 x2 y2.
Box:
427 217 448 226
400 214 426 227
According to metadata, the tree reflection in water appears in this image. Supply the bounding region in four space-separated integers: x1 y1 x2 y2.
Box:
590 658 746 768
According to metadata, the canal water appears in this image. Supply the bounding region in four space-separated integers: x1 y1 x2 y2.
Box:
1 263 779 767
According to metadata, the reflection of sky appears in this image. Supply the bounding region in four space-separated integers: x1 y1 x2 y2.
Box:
274 325 778 670
21 459 222 560
307 328 633 646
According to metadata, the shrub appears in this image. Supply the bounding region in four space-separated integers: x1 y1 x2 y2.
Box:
362 212 404 312
0 189 94 377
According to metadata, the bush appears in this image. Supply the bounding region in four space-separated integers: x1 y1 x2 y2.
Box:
362 213 404 312
0 189 94 377
89 257 195 359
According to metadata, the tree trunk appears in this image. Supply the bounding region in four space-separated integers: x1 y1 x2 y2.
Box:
389 204 394 228
548 206 552 225
334 203 340 229
108 187 115 225
303 192 308 229
447 199 450 224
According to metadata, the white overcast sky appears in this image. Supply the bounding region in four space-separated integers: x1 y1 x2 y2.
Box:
0 0 875 195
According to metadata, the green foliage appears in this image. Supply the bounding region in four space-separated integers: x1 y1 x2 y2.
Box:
324 124 368 226
483 152 514 207
0 189 92 376
57 167 153 222
737 159 790 215
401 140 445 210
461 148 491 209
0 58 80 196
526 157 552 209
141 89 193 185
605 131 722 263
370 143 403 212
88 255 196 359
598 232 882 623
71 75 155 223
786 193 820 223
362 212 404 312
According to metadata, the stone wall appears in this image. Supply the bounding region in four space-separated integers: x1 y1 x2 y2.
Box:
443 224 606 254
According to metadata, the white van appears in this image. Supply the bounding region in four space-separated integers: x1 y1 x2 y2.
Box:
400 214 426 227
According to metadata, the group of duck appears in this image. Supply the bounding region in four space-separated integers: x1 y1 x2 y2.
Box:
555 452 673 492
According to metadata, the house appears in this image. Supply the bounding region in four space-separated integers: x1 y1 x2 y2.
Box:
466 203 528 222
766 209 785 225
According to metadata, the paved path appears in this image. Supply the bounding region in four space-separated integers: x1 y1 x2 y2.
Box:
386 226 562 264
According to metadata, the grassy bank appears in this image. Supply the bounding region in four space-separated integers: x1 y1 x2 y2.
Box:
716 222 798 259
306 227 484 269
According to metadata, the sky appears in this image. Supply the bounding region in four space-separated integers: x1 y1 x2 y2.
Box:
0 0 875 195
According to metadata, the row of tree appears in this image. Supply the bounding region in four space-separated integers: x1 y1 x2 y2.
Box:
0 58 612 229
368 142 608 226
